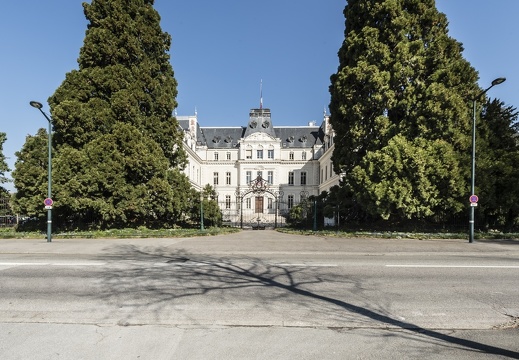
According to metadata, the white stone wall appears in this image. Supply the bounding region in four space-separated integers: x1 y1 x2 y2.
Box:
180 113 340 216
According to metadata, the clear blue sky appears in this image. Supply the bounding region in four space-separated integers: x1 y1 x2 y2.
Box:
1 1 518 192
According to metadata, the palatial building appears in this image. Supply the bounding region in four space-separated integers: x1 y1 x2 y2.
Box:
177 106 340 228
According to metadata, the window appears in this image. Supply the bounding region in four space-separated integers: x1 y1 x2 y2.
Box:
257 171 262 180
288 171 294 185
246 171 252 184
320 169 323 184
246 198 252 209
246 149 252 159
213 172 219 185
226 152 231 160
267 198 273 209
268 149 274 159
267 171 273 184
302 151 307 160
289 152 294 160
257 149 263 159
226 172 231 185
325 166 328 180
214 152 219 161
288 195 294 209
225 195 231 209
330 162 333 177
301 172 307 185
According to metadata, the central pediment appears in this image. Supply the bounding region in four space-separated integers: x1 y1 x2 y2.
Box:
244 132 277 142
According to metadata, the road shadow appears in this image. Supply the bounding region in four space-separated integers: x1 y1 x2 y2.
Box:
95 245 519 358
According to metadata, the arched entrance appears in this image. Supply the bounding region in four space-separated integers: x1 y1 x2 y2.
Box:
235 176 284 229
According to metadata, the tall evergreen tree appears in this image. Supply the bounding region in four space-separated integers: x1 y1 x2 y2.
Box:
12 129 48 218
52 124 191 229
0 132 11 196
476 99 519 230
49 0 185 167
22 0 191 229
329 0 480 222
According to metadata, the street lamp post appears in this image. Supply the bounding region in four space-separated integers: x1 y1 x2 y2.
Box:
200 192 204 231
30 101 53 243
469 77 506 243
313 198 317 231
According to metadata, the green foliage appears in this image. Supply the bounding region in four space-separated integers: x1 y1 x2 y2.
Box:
12 129 49 219
181 185 222 228
52 123 191 229
286 195 322 229
287 204 305 227
329 0 480 223
0 227 240 240
349 136 464 220
476 99 519 230
49 0 185 168
199 185 222 227
0 133 10 193
10 0 193 230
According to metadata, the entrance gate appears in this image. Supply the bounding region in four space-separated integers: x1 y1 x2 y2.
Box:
234 176 284 229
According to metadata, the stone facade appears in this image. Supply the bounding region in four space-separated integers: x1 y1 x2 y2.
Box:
178 108 340 227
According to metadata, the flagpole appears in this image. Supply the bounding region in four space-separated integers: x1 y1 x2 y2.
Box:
260 79 263 109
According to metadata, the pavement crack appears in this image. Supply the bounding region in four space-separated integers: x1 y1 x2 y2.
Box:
493 315 519 330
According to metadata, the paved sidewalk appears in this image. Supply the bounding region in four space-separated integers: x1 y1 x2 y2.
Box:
0 230 517 256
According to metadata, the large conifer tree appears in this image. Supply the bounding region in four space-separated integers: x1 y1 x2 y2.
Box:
0 133 11 196
49 0 185 167
476 100 519 230
329 0 480 222
12 129 49 219
42 0 189 229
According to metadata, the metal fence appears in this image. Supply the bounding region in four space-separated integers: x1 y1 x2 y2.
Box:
218 198 292 229
0 197 16 227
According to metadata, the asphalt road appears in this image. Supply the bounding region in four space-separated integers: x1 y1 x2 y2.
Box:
0 231 518 359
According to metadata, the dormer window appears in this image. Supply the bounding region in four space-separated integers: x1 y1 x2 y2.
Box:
250 120 258 128
262 120 270 128
213 136 221 143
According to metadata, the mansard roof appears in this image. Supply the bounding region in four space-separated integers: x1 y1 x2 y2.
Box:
200 127 244 148
194 126 323 149
274 126 322 148
178 108 325 149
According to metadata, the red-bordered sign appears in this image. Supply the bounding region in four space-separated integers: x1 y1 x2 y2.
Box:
44 198 54 207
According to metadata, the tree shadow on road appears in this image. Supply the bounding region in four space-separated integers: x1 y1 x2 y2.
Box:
96 245 519 359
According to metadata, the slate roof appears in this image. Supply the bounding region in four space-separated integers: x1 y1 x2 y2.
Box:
199 127 244 149
178 111 325 149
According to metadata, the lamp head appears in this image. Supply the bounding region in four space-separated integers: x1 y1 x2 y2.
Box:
29 101 43 109
491 77 506 86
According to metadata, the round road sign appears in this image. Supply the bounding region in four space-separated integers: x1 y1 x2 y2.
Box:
469 195 479 203
44 198 54 207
